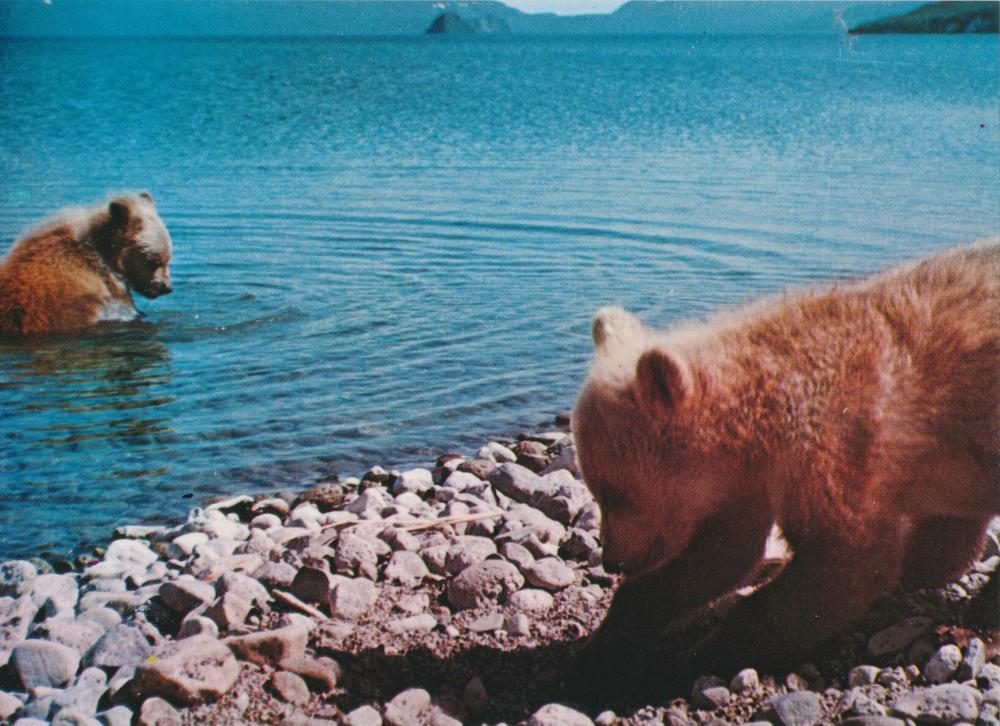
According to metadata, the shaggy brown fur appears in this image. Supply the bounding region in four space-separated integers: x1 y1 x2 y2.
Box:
0 193 172 336
572 241 999 687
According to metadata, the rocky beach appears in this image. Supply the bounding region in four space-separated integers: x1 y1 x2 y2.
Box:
0 417 997 726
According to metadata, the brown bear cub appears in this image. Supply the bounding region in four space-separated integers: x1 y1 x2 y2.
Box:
572 241 998 692
0 193 172 336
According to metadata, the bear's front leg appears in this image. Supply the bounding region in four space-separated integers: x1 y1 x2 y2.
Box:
707 519 906 672
901 516 990 592
569 505 771 706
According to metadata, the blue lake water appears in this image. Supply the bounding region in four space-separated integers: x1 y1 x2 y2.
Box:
0 34 997 561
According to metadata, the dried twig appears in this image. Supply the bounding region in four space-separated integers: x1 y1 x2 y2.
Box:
273 588 328 620
401 510 504 532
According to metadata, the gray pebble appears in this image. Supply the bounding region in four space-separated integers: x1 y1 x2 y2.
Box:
468 613 505 633
392 469 433 496
12 640 80 689
383 551 429 587
0 562 37 598
507 589 554 613
956 637 985 681
96 706 132 726
847 665 881 687
334 534 379 581
772 691 822 726
138 696 181 726
329 578 378 620
506 613 531 637
85 624 153 669
178 614 219 640
731 668 760 693
271 671 310 705
447 560 524 610
892 683 981 723
521 557 575 591
445 537 498 576
386 614 437 634
158 577 215 614
53 667 107 715
867 617 933 658
696 686 731 709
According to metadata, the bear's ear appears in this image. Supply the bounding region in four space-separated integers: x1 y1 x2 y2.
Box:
138 191 154 203
591 306 643 355
108 199 131 227
635 348 691 418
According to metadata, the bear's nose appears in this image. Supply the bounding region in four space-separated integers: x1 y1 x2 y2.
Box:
601 555 625 574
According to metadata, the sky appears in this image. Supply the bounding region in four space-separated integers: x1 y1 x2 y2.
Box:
502 0 625 15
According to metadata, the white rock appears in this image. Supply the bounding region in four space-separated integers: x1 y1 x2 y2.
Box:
521 557 575 591
384 551 429 587
250 513 282 530
731 667 760 693
330 578 378 620
387 614 437 634
84 624 153 669
527 703 594 726
0 561 38 598
38 617 106 655
447 560 524 610
392 469 434 496
345 488 392 515
178 614 219 640
542 445 579 476
343 704 383 726
478 442 517 464
507 588 554 613
30 574 78 620
847 665 881 687
104 539 159 569
445 537 498 576
54 666 107 715
384 687 431 726
506 613 531 636
468 613 505 633
443 471 480 492
168 532 210 560
133 635 240 706
159 577 215 614
334 534 379 580
12 640 80 688
925 644 963 684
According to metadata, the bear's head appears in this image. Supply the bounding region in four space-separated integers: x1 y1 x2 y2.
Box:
100 192 173 299
574 307 730 579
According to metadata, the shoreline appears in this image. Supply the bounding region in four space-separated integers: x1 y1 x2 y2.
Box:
0 416 996 725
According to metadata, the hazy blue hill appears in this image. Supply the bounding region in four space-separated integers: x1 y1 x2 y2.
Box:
0 0 926 37
850 1 999 34
0 0 527 37
426 11 477 35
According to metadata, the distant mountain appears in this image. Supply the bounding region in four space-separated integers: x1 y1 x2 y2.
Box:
426 10 511 35
426 11 476 35
0 0 929 38
849 1 998 34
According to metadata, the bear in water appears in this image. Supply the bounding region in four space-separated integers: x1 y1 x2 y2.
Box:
572 241 998 696
0 192 172 336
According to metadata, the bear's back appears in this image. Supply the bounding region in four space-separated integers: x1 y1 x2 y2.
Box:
0 224 111 335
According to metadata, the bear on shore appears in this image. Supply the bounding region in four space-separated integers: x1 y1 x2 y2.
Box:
0 193 172 336
572 241 998 694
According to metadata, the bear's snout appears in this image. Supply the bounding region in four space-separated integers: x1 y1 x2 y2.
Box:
601 555 626 574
